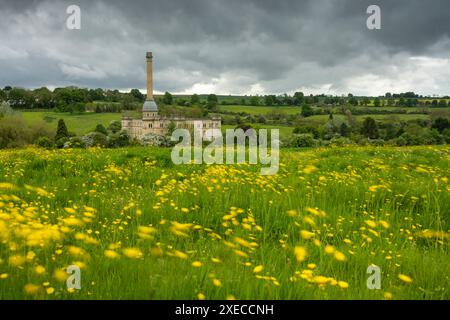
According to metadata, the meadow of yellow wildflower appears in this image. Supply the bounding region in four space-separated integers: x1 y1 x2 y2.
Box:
0 145 448 299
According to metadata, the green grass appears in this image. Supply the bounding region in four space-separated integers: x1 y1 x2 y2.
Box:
219 105 301 115
22 111 121 135
0 145 448 300
305 114 430 125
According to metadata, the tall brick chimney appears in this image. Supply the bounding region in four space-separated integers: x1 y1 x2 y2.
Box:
143 52 158 114
146 52 153 100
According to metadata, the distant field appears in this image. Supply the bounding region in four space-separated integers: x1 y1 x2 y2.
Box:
219 105 446 117
22 111 120 135
330 106 448 113
306 114 430 125
219 105 301 115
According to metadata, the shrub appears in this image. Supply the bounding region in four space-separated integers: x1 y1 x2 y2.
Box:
108 130 130 148
393 136 407 146
107 121 122 133
55 119 69 142
81 132 108 147
66 137 86 148
293 126 320 138
36 136 54 149
94 124 108 135
55 137 69 149
288 134 318 148
330 136 352 146
0 115 52 149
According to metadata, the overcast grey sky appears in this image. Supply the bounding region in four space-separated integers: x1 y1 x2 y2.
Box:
1 0 449 96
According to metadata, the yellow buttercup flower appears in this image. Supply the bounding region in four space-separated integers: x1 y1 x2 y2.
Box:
253 265 263 273
191 261 202 267
122 248 143 259
24 283 40 295
324 245 335 254
398 274 413 283
34 265 46 275
334 251 347 262
197 293 206 300
300 230 315 240
294 246 308 262
212 279 222 287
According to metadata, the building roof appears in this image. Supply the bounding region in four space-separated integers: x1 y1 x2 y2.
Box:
143 99 158 112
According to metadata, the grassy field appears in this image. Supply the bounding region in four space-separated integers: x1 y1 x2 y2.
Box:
22 111 120 135
0 145 448 299
219 105 301 115
305 114 430 125
219 104 448 116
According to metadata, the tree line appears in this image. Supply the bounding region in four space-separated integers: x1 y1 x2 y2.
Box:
2 86 449 113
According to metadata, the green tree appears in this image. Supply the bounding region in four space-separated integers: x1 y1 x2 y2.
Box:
293 92 304 105
33 87 54 109
264 95 276 106
361 117 379 139
167 121 177 136
8 88 33 109
373 98 381 107
431 117 450 133
162 92 173 105
190 94 200 105
55 119 69 141
339 122 350 137
249 96 260 106
130 89 144 102
301 105 314 118
206 94 218 111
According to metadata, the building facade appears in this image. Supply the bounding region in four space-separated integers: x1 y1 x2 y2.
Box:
122 52 221 140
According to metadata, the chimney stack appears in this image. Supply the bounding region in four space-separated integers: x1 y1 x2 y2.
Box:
146 52 153 100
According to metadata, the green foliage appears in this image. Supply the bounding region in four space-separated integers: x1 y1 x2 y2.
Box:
167 121 177 136
162 92 173 105
206 94 219 112
94 124 108 135
287 133 318 147
0 115 52 148
190 94 200 105
107 120 122 134
361 117 379 139
339 122 350 137
293 125 320 139
301 105 314 118
108 130 130 148
66 137 86 148
0 102 14 117
55 119 69 141
432 117 450 133
35 136 54 149
130 89 145 102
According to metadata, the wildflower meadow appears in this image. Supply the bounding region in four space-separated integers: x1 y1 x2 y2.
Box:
0 145 448 299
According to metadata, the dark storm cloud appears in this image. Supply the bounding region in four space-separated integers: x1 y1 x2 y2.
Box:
0 0 449 95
